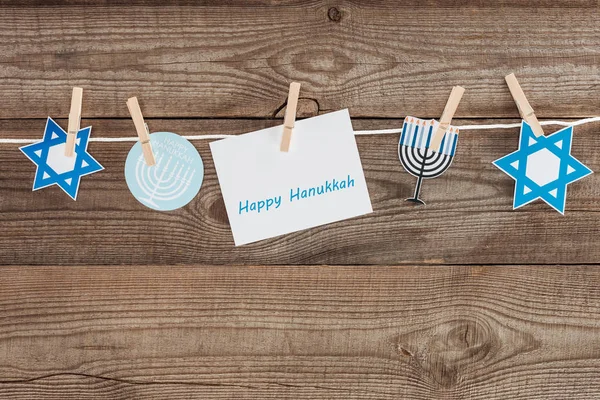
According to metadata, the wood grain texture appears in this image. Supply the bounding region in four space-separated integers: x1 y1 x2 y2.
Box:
0 1 599 118
1 117 599 266
3 1 600 398
1 264 600 399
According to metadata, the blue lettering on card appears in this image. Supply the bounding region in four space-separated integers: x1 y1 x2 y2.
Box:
239 175 357 214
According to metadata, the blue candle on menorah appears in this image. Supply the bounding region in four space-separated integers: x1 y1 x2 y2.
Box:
398 116 459 205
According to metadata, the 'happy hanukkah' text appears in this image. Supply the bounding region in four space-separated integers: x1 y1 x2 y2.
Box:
238 174 355 215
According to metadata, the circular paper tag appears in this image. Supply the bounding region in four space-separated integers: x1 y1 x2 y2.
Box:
125 132 204 211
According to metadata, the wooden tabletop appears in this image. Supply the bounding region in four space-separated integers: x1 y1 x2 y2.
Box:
1 1 600 399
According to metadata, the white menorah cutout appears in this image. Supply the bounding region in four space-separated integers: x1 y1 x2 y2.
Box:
135 152 196 208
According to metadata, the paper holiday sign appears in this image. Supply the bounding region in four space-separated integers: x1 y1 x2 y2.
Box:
125 132 204 211
493 121 592 214
20 117 104 200
210 109 373 246
398 116 459 204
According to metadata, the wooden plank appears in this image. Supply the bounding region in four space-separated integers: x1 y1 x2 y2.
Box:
1 264 600 399
0 2 599 118
1 117 599 266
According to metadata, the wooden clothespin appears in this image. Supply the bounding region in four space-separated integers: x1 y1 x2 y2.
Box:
126 97 156 166
505 73 544 137
429 86 465 152
65 87 83 157
280 82 301 152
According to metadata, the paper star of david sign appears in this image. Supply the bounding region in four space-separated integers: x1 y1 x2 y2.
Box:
19 117 104 200
493 121 592 214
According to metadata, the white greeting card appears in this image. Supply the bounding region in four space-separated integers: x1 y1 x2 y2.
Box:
210 109 373 245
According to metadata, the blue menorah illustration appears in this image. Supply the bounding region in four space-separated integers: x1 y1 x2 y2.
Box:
135 152 196 208
398 117 459 205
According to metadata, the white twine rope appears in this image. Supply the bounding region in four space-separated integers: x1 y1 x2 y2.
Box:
2 117 599 144
353 116 600 135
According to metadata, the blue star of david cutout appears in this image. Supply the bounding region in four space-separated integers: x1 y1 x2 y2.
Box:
19 117 104 200
493 121 592 214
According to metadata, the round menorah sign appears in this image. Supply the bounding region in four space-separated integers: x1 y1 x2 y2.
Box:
125 132 204 211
